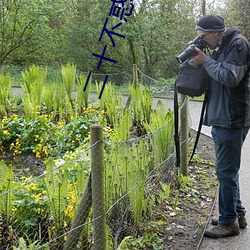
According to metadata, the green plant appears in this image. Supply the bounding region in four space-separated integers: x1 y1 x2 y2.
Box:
178 173 191 189
117 233 163 250
96 81 122 128
13 233 49 250
145 100 174 163
0 161 15 222
60 62 76 102
21 65 47 118
12 176 49 241
157 182 171 203
76 73 91 112
172 190 180 210
0 107 104 158
0 73 12 117
109 109 132 141
129 84 153 127
105 136 153 232
43 84 56 114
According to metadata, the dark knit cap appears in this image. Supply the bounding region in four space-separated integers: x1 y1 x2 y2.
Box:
195 15 225 32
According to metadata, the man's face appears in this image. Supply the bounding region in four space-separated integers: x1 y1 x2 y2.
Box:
196 30 222 49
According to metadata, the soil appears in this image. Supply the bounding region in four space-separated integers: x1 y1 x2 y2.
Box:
0 152 45 180
158 130 217 250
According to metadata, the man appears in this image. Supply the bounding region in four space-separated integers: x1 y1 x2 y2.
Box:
192 15 250 238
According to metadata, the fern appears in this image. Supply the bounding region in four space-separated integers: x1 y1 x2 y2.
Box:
21 65 47 118
76 73 91 110
43 159 68 228
0 160 14 221
61 63 76 101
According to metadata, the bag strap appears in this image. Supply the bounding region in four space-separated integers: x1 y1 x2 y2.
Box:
188 91 208 164
174 80 180 168
174 80 208 168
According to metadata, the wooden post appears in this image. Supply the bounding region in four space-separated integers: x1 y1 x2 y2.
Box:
91 124 106 250
180 94 188 176
63 175 92 250
125 64 138 109
133 64 138 86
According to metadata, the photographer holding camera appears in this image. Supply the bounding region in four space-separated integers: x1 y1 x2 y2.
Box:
192 15 250 238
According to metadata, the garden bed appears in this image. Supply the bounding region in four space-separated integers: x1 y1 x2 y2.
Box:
0 130 217 250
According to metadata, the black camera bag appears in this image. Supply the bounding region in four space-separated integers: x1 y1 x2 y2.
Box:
174 58 210 168
175 58 209 97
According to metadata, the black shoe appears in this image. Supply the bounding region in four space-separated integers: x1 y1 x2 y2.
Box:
211 214 247 229
204 222 240 238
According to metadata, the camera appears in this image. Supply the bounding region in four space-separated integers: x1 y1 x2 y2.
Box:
176 36 208 64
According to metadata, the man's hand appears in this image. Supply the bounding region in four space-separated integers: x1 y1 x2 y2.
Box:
192 47 207 64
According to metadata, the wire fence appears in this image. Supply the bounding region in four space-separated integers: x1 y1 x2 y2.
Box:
0 119 189 249
0 65 191 249
1 63 175 97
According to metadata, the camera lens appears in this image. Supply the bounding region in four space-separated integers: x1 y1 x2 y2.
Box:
176 44 198 63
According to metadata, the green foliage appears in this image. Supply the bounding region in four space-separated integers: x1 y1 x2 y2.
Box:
0 109 102 157
158 182 171 203
117 233 163 250
13 235 46 250
0 161 14 222
21 65 47 118
145 100 175 163
105 136 153 227
109 109 132 141
43 84 56 113
0 0 52 65
0 0 228 79
12 176 48 240
61 63 76 101
0 73 12 116
43 159 69 230
129 84 153 126
0 75 179 247
77 73 91 111
97 81 123 128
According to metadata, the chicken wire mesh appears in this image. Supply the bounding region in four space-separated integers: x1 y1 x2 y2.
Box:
0 66 191 249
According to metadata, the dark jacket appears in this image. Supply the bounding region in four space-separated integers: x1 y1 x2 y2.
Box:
203 26 250 128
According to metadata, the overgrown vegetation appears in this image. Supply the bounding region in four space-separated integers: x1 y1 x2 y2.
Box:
0 64 177 249
0 0 246 82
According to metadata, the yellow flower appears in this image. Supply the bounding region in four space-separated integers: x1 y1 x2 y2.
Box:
12 207 17 212
36 152 41 159
3 130 9 135
65 205 74 218
71 195 76 204
26 183 37 191
32 193 42 201
43 147 49 157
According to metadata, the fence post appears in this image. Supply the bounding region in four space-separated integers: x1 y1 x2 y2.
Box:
125 64 138 109
180 94 188 176
133 64 138 86
91 124 106 250
63 175 92 250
